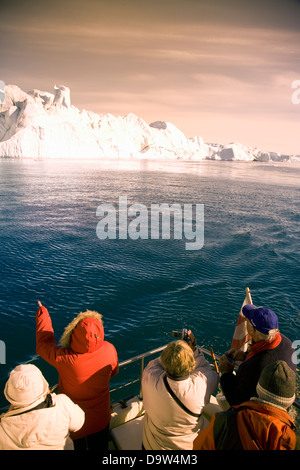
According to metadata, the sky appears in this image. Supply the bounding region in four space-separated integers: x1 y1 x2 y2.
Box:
1 0 300 154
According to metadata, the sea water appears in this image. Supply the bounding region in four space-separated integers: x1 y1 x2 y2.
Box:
0 158 299 411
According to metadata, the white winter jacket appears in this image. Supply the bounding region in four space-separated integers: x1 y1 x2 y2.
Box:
0 393 85 450
142 347 218 450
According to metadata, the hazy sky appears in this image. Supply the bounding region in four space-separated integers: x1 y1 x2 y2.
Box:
1 0 300 153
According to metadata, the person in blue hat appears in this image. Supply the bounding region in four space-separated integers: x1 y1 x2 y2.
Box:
219 305 296 407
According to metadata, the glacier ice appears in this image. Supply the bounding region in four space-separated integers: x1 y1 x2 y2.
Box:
0 84 298 162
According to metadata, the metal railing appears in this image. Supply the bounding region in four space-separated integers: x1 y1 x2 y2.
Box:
109 344 300 411
110 344 168 399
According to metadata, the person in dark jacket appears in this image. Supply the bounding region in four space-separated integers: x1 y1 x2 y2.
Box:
219 305 296 406
193 360 300 450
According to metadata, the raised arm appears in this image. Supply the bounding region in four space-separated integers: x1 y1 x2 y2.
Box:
36 302 61 365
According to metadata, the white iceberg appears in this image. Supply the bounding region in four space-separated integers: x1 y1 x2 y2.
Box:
219 143 250 161
0 84 298 162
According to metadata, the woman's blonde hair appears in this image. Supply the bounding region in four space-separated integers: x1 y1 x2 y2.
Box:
161 340 195 378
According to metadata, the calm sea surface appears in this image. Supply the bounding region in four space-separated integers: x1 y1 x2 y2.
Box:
0 159 299 411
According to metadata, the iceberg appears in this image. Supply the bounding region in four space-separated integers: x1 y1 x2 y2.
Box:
0 84 299 162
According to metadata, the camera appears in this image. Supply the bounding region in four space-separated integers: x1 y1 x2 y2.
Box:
172 328 189 343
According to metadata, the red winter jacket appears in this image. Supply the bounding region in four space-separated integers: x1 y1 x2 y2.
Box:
36 306 119 440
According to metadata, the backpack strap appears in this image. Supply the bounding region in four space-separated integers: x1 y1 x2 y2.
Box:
163 374 201 418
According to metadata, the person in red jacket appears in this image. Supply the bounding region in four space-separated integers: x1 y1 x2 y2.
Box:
36 303 119 450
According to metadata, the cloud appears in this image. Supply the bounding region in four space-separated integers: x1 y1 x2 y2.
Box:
0 0 300 153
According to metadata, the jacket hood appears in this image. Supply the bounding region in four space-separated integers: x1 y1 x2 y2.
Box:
59 310 104 354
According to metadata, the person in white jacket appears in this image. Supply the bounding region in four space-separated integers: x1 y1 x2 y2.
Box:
142 331 218 450
0 364 85 450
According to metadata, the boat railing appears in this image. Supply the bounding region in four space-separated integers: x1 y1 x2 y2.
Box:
110 344 167 400
2 345 298 414
109 345 219 401
109 345 300 412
